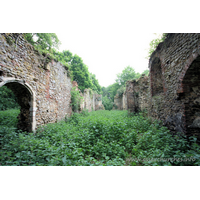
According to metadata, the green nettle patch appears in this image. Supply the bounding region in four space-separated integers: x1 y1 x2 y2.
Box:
0 110 200 166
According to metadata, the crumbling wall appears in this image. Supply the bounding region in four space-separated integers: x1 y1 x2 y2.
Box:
0 33 72 132
125 74 149 113
94 94 105 110
81 89 104 111
83 89 95 112
113 90 127 110
72 82 104 112
113 94 123 110
124 34 200 139
148 33 200 139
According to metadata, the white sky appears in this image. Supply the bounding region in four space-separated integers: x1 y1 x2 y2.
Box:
53 1 164 87
3 0 198 88
56 32 161 87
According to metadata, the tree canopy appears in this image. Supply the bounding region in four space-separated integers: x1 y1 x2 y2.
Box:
115 66 141 86
89 73 102 94
70 55 93 92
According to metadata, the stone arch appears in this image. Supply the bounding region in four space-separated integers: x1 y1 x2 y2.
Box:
150 57 164 96
0 77 36 132
178 55 200 139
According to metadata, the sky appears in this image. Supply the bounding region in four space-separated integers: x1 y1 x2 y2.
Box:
53 1 163 87
56 32 161 87
4 1 197 87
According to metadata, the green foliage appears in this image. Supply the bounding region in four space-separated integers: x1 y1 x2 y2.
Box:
71 55 93 92
117 85 126 97
89 73 102 94
24 33 60 51
70 87 83 112
147 33 167 58
102 82 120 102
102 96 113 110
1 110 199 166
116 66 140 86
0 86 20 110
0 109 20 127
52 49 73 70
102 66 142 110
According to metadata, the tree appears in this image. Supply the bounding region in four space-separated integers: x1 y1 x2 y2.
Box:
115 66 140 86
102 82 120 102
89 73 102 94
70 55 93 92
102 96 113 110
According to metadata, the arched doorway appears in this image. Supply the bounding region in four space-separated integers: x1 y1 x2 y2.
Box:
0 78 36 132
181 55 200 139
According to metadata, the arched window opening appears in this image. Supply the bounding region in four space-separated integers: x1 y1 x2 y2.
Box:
181 55 200 139
151 57 164 96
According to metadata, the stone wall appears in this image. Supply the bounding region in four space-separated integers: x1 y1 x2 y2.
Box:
113 74 149 112
0 34 104 132
122 91 127 110
149 33 200 139
80 88 104 112
113 94 123 110
124 33 200 140
94 93 105 111
125 74 149 113
0 33 72 132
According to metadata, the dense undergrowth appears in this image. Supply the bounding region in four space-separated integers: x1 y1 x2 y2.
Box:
1 109 200 166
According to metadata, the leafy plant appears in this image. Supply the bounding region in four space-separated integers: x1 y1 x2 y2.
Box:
0 109 199 166
70 87 83 112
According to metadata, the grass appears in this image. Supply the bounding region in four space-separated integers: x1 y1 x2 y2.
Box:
0 109 200 166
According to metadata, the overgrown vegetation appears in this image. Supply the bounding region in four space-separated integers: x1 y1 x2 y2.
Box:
1 110 199 166
102 96 113 110
0 86 20 111
70 87 83 112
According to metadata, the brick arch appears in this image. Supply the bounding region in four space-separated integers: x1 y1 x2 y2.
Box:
150 57 164 96
177 54 200 139
0 77 36 132
177 52 200 94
